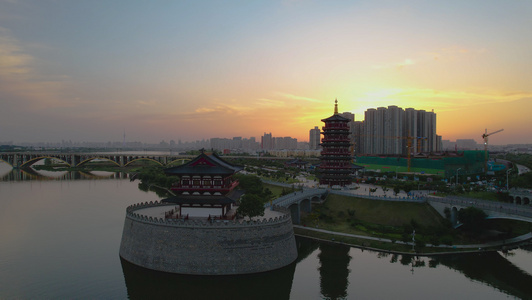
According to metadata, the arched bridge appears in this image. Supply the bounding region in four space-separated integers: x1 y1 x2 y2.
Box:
0 152 194 168
267 188 328 224
428 196 532 227
508 188 532 205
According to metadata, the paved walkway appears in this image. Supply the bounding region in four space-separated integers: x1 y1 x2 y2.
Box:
293 225 532 250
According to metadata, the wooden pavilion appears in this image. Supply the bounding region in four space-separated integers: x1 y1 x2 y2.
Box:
162 150 243 219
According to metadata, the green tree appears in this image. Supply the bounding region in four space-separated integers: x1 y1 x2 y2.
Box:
511 172 532 188
382 186 389 195
403 183 413 195
457 207 487 233
136 166 175 196
234 174 263 195
393 186 401 196
237 194 265 220
428 235 440 247
443 207 451 220
415 237 426 250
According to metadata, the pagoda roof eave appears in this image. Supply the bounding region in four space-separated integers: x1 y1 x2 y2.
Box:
164 152 243 176
321 114 350 122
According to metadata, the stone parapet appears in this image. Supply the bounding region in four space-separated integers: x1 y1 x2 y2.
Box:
119 201 298 275
125 201 291 227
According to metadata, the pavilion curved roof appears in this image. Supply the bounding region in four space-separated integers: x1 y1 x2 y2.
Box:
164 152 243 176
321 114 350 122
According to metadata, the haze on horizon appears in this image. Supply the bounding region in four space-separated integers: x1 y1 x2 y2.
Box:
1 0 531 145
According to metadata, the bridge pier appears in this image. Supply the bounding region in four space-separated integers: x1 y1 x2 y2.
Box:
13 154 20 168
289 203 301 225
270 189 327 225
450 206 458 227
71 155 79 167
300 198 311 214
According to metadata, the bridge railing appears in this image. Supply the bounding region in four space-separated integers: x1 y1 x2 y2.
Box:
261 178 532 220
328 189 427 203
267 188 326 208
261 180 297 188
427 196 532 219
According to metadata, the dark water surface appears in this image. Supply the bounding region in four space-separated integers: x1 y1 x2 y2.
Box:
1 166 531 299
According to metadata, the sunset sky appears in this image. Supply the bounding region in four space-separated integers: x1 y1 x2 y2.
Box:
1 0 531 145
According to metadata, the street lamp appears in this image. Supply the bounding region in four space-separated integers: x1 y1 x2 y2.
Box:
395 166 399 179
506 168 511 191
456 168 461 185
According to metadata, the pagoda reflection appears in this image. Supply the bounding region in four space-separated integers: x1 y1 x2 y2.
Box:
318 242 351 300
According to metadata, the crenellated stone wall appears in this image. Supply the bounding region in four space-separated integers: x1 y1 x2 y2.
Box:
119 201 298 275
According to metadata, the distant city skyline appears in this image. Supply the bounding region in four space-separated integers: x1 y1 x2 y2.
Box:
1 1 531 145
0 117 521 147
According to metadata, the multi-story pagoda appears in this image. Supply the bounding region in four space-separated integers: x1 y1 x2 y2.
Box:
162 150 243 219
319 99 355 187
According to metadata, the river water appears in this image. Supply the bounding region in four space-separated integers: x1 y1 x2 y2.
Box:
1 164 531 299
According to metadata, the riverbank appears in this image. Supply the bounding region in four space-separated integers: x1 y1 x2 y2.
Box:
294 225 532 256
281 185 531 254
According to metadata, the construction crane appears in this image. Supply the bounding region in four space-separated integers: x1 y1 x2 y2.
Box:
482 128 503 173
415 137 428 153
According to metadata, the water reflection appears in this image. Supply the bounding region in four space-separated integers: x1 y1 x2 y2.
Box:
120 258 296 300
120 238 337 300
0 167 128 181
295 236 320 263
1 167 531 299
118 219 532 300
375 250 532 299
521 244 532 252
121 234 532 300
434 252 532 299
318 243 351 300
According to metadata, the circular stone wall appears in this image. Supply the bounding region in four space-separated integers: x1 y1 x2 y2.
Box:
119 202 298 275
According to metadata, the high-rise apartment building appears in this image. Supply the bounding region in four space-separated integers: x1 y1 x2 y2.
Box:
353 121 364 156
273 137 298 150
309 126 321 150
339 112 355 155
359 106 439 155
261 132 273 150
210 137 259 151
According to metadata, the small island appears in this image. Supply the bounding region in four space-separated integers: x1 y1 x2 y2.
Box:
119 150 298 275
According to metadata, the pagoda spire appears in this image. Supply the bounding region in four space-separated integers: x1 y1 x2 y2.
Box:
334 98 338 115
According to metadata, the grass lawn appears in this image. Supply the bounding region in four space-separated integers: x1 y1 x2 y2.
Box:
299 193 531 251
308 193 446 228
300 193 451 246
263 183 294 198
485 219 532 236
